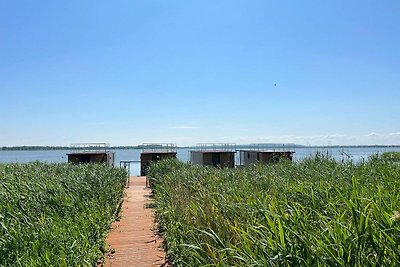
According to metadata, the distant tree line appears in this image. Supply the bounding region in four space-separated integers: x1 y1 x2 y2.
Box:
1 146 70 151
1 146 142 151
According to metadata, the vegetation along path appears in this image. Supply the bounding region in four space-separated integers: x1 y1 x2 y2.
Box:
103 176 167 267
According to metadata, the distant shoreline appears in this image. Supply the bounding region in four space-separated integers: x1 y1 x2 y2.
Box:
0 146 139 151
1 144 400 151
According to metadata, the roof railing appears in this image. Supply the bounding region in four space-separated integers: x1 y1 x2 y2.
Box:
141 143 177 153
245 143 296 152
194 143 237 152
70 143 111 153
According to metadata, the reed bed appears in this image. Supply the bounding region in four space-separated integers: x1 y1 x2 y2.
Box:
381 151 400 162
149 154 400 266
0 162 126 266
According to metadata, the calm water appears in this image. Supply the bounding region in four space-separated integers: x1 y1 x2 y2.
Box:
1 146 399 176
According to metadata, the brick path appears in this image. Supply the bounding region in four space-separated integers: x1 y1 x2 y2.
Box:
103 176 168 267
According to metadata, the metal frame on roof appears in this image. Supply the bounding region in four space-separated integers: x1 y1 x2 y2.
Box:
193 143 237 152
141 143 177 153
69 143 111 153
237 143 296 153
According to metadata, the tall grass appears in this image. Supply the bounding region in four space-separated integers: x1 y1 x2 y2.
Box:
0 162 127 267
381 151 400 162
149 155 400 266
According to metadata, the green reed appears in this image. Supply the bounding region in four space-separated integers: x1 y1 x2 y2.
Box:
149 154 400 266
0 162 126 267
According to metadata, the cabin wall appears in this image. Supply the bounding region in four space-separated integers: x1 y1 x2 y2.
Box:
201 152 235 167
260 152 293 163
190 151 203 165
202 153 214 166
260 153 274 163
140 152 177 176
67 154 83 164
106 152 115 167
219 152 235 167
239 151 294 166
242 151 259 166
282 152 294 161
67 152 114 167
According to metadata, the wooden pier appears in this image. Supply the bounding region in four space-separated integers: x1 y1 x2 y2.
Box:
102 176 168 267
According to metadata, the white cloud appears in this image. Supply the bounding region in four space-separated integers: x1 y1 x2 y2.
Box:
364 132 383 137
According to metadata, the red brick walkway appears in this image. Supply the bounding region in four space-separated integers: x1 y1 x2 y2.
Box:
103 176 168 267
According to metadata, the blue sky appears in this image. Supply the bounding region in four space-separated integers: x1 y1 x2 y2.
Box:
1 0 399 146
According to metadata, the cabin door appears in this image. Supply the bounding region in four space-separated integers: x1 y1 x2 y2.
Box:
212 153 220 166
79 155 91 163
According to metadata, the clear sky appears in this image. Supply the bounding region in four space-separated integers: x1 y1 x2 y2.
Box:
1 0 399 146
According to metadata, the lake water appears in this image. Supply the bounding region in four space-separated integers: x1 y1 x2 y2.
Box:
1 146 399 176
